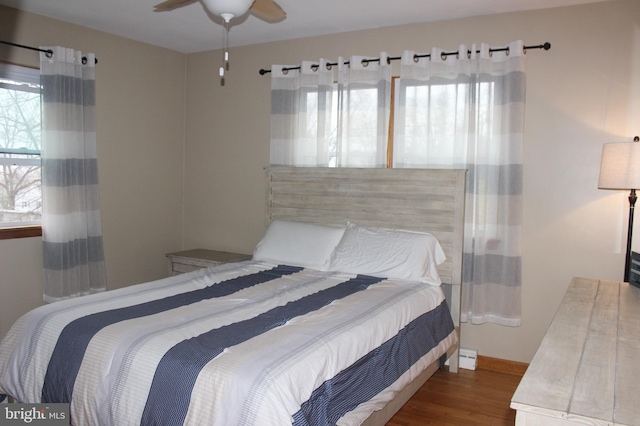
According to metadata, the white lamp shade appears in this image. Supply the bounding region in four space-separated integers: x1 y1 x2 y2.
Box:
202 0 254 18
599 142 640 190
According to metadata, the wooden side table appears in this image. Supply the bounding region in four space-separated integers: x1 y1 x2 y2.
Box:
166 249 251 276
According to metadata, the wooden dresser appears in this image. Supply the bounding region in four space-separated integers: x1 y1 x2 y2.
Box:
511 277 640 425
166 249 251 276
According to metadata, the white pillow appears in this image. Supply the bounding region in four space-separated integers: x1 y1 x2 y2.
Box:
253 220 346 270
328 223 446 285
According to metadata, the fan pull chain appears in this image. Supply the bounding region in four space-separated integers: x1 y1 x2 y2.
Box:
219 21 230 85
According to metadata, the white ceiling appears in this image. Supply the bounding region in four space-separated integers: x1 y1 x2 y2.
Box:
1 0 609 54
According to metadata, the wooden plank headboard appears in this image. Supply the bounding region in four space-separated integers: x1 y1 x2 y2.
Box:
264 166 466 358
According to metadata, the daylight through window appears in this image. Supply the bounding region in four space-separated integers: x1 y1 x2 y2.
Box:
0 62 42 228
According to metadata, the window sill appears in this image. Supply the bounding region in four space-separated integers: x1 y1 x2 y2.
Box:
0 225 42 240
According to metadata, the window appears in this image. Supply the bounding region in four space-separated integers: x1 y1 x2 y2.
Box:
393 77 497 164
0 62 42 239
296 84 388 167
270 58 391 168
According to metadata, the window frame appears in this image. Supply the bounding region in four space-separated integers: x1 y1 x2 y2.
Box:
0 225 42 240
0 61 43 239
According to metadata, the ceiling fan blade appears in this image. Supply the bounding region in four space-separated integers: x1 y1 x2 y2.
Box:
250 0 286 22
154 0 194 11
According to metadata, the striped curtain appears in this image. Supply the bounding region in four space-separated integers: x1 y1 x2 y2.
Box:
394 41 525 326
40 46 106 302
270 54 391 167
270 60 335 166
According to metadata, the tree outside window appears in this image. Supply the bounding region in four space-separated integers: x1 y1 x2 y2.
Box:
0 63 42 227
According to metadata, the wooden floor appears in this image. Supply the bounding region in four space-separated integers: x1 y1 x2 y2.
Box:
387 367 524 425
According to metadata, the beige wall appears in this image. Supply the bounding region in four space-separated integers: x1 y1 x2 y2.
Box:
0 6 186 338
184 0 640 363
1 0 639 363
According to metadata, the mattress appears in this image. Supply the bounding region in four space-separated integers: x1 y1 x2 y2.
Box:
0 261 456 426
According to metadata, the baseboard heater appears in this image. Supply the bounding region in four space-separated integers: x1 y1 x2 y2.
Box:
446 348 478 370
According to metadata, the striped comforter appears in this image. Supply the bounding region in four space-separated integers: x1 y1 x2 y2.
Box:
0 261 456 426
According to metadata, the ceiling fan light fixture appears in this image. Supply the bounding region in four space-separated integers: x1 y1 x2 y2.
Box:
202 0 255 20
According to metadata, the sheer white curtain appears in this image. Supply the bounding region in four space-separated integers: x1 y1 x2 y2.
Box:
270 60 335 166
394 41 526 326
270 54 391 167
335 54 391 167
40 46 107 302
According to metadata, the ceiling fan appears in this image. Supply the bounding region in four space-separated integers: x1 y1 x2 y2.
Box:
154 0 286 84
153 0 286 23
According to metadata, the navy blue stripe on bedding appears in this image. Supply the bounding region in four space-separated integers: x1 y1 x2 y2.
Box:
140 274 384 426
292 300 454 426
41 265 303 403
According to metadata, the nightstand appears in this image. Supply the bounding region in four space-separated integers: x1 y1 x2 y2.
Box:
166 249 252 276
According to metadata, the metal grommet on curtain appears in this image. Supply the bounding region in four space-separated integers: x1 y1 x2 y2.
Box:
441 52 447 61
311 64 319 72
326 63 333 71
82 57 87 65
361 59 369 67
45 49 54 59
282 69 289 75
506 47 510 56
413 54 420 63
467 49 472 59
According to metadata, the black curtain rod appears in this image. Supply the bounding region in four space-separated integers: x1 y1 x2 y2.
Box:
0 40 98 65
259 42 550 75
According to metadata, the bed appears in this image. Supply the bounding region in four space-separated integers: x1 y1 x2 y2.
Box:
0 166 466 426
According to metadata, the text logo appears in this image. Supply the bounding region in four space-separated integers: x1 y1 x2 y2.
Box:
1 404 69 425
